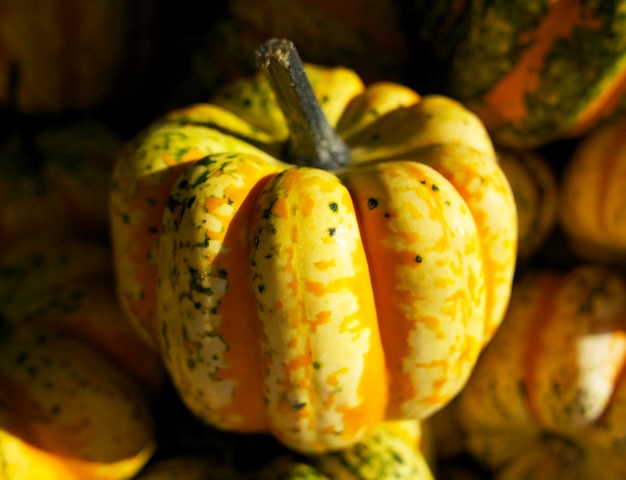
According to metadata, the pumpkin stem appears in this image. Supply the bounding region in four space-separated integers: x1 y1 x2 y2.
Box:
255 38 350 170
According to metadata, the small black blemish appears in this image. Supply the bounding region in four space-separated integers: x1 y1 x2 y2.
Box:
258 284 266 294
328 227 336 236
415 255 423 263
313 361 322 370
242 98 252 108
420 179 426 185
148 227 159 234
432 184 439 192
371 133 381 142
329 201 339 213
367 198 378 210
384 212 391 218
16 352 28 365
320 95 329 104
292 402 307 411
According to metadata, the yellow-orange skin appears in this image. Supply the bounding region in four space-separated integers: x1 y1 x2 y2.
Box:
111 64 517 453
456 266 626 479
559 116 626 264
0 240 159 479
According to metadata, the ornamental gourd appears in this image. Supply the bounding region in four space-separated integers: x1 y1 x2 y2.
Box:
406 0 626 148
497 148 557 260
0 239 162 479
558 115 626 264
110 39 517 453
454 266 626 479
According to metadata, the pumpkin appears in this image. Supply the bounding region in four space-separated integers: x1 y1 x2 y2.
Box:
405 0 626 148
0 118 121 250
558 115 626 264
0 0 157 113
135 421 434 480
497 148 557 260
0 239 162 479
110 39 517 453
453 265 626 479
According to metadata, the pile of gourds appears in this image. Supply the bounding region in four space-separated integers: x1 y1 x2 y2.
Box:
2 1 626 479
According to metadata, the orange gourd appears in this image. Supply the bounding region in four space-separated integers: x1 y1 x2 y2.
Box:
110 39 517 453
455 266 626 479
0 239 162 479
559 116 626 264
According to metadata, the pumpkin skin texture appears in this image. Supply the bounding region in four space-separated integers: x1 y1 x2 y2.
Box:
497 149 557 260
259 421 434 480
0 0 157 113
558 116 626 264
406 0 626 148
111 57 517 453
454 266 626 479
0 239 160 479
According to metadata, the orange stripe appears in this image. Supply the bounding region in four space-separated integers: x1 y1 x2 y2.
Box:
522 273 564 424
569 65 626 137
482 0 602 128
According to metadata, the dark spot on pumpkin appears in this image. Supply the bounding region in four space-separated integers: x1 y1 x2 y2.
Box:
292 402 307 411
432 184 439 192
258 284 266 294
420 179 426 185
329 201 339 213
415 255 423 263
328 227 336 236
35 334 48 344
242 98 252 107
148 227 159 234
313 361 322 370
367 198 378 210
16 352 28 365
